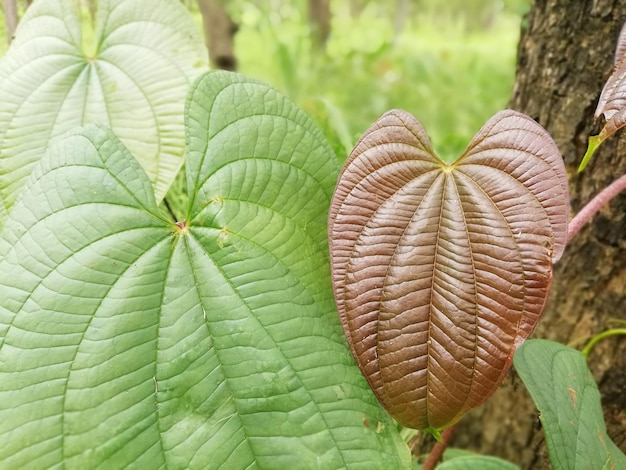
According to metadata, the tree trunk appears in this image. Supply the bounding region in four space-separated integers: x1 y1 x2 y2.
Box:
3 0 18 44
393 0 410 42
309 0 331 49
197 0 238 71
447 1 626 468
349 0 366 19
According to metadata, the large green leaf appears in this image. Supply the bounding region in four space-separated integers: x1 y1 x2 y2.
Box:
0 0 206 223
514 339 626 470
0 71 410 468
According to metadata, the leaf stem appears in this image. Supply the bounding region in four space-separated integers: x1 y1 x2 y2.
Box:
567 174 626 243
421 425 456 470
582 328 626 359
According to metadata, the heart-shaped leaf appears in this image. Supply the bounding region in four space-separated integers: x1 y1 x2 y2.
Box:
0 72 410 468
514 339 626 470
579 22 626 171
328 109 569 431
0 0 206 222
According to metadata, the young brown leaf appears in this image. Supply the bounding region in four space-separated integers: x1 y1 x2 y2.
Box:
328 109 569 431
579 23 626 171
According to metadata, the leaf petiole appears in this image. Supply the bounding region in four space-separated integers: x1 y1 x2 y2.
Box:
582 328 626 359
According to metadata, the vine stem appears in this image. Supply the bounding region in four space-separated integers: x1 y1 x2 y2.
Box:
567 174 626 243
422 426 456 470
582 328 626 359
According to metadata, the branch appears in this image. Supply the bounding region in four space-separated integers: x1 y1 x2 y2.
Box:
567 174 626 243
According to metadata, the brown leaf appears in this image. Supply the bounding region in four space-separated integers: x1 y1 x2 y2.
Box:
595 23 626 140
328 109 569 430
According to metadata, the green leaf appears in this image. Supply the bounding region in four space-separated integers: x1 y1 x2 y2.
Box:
432 455 520 470
0 0 207 224
514 339 626 470
0 71 410 469
413 449 520 469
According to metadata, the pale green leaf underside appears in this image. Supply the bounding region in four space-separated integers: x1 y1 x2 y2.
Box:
0 0 206 223
514 340 626 470
0 71 410 469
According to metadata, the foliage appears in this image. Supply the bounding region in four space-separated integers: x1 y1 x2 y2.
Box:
328 108 569 432
0 2 525 163
514 340 626 469
0 1 412 466
0 0 206 222
414 449 520 470
0 66 411 467
0 1 624 469
230 0 523 162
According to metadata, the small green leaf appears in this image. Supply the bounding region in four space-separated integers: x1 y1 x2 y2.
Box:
578 135 603 172
514 339 626 470
0 0 207 224
433 455 520 470
413 449 520 470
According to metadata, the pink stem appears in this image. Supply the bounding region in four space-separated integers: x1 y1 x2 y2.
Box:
567 174 626 243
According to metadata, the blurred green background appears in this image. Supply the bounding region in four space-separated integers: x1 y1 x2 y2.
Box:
229 0 529 162
0 0 530 163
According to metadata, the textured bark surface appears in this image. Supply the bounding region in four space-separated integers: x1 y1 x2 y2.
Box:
449 1 626 468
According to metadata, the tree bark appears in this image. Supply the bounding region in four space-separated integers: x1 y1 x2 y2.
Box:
309 0 331 49
197 0 238 71
3 0 18 44
445 1 626 468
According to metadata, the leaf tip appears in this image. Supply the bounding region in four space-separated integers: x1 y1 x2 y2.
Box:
578 135 602 173
423 427 443 442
